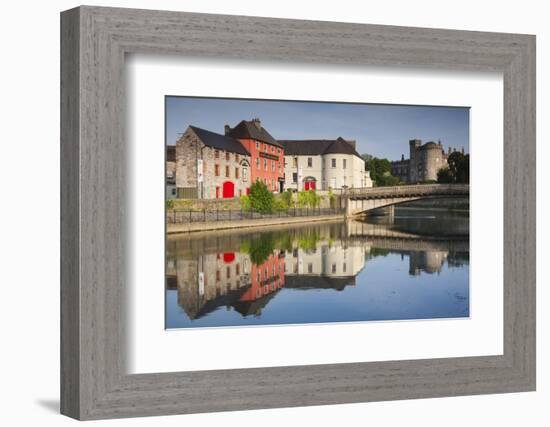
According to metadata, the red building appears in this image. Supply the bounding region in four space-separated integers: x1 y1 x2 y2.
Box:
225 118 285 193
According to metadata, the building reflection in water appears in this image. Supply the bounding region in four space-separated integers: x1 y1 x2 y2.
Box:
167 219 469 323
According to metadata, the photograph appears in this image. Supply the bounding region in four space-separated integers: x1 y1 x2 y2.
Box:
165 96 470 329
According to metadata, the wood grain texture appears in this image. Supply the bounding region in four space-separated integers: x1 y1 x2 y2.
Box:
60 6 536 420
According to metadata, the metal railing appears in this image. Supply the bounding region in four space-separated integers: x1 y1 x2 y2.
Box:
167 206 344 224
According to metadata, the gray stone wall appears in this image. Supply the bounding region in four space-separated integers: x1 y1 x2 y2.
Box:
176 128 252 199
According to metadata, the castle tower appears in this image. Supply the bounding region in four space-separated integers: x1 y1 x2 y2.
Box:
409 139 421 182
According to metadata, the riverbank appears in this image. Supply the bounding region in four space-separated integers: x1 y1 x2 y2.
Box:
167 213 345 234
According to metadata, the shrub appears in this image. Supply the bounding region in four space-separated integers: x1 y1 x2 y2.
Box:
249 180 275 213
328 189 336 208
166 199 174 210
239 195 251 211
281 189 293 208
297 190 321 208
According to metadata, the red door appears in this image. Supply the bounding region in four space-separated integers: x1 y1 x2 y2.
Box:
222 181 235 198
304 180 315 191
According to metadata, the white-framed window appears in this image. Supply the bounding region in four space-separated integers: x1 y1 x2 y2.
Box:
331 158 336 168
307 157 312 167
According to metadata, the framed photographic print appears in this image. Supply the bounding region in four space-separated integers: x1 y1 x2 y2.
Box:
61 6 536 420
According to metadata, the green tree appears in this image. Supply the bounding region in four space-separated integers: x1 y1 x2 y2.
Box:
367 157 400 186
249 180 275 213
437 167 453 183
376 174 401 187
445 152 470 183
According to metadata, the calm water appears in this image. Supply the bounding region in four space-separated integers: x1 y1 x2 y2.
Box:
166 207 469 328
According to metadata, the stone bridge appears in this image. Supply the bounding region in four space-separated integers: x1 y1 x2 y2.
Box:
343 184 469 216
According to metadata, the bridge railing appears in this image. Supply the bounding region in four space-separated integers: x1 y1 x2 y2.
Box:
344 184 469 198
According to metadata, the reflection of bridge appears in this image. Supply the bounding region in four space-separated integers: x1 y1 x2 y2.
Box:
345 220 469 252
344 184 469 216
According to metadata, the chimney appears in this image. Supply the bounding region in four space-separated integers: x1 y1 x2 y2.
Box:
447 146 451 155
224 124 231 135
401 154 405 161
252 118 262 130
461 146 465 154
438 139 442 146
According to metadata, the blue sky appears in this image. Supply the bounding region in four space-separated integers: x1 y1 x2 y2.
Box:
166 96 469 160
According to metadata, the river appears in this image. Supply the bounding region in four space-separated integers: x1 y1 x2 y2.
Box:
166 207 469 328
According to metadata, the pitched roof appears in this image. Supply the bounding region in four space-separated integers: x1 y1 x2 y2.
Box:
226 120 282 148
188 126 250 156
278 137 362 159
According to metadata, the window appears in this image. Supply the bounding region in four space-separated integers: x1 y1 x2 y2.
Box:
331 263 337 273
272 160 275 171
307 263 313 273
242 166 248 182
343 263 347 273
226 266 231 279
271 146 275 153
225 152 230 161
264 159 268 170
292 173 298 183
343 159 347 169
214 150 219 159
235 167 239 179
264 144 267 151
236 264 240 275
256 141 260 149
307 157 312 167
225 165 230 177
236 154 239 162
293 157 298 168
331 158 336 168
216 270 220 281
256 158 260 169
214 164 220 176
171 188 176 196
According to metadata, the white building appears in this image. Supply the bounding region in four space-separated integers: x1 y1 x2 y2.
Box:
279 137 372 191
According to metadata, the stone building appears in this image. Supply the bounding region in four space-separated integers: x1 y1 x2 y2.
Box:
279 137 372 191
175 125 251 199
225 118 285 193
390 139 463 183
166 145 177 199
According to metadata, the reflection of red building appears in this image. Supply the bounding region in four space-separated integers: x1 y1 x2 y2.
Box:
225 118 285 193
239 252 285 307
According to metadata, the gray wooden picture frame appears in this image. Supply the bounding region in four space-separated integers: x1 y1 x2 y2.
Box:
60 5 536 420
